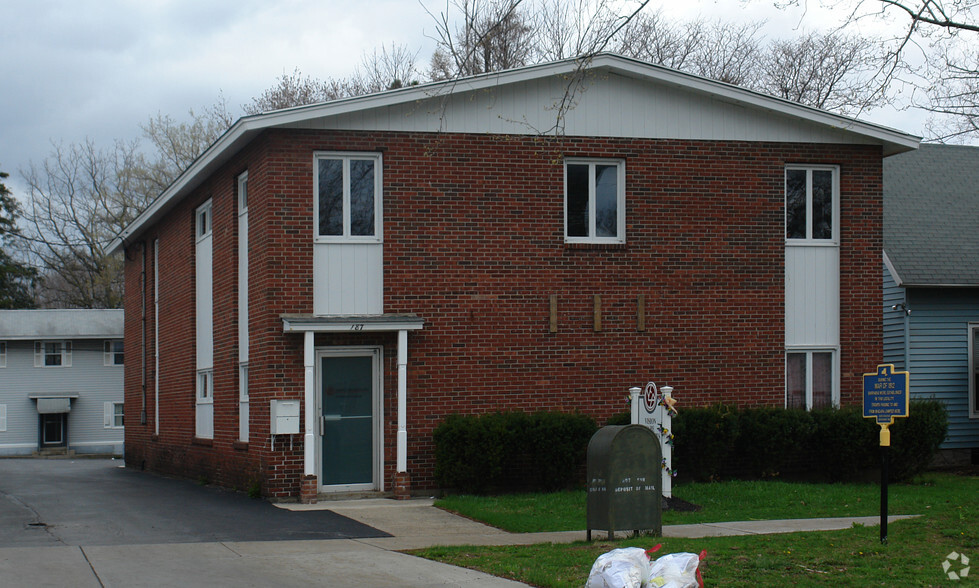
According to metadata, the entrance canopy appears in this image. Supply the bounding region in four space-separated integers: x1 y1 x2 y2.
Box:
29 393 78 414
281 313 424 333
281 313 424 495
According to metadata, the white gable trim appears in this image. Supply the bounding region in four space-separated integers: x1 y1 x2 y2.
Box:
109 54 919 254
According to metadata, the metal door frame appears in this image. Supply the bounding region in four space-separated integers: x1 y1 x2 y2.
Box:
314 346 383 493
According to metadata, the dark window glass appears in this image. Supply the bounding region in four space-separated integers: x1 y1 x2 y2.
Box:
318 159 343 236
349 159 375 236
786 353 806 409
812 352 833 409
785 169 806 239
812 170 833 239
595 165 618 238
566 164 589 237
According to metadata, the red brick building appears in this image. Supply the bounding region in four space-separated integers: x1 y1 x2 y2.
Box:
110 55 918 501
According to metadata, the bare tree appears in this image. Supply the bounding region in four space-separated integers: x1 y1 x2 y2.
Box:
759 31 889 115
18 140 152 308
614 10 705 70
140 97 234 195
427 0 533 78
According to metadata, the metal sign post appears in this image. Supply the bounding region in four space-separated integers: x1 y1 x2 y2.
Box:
862 364 910 544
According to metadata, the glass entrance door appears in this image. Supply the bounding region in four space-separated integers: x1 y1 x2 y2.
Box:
319 350 379 490
41 414 66 447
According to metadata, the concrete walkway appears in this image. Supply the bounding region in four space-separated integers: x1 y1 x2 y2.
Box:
1 492 918 587
280 497 919 550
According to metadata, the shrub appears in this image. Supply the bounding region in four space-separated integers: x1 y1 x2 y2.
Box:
732 408 816 478
433 411 597 493
672 405 738 482
809 407 878 481
888 399 949 481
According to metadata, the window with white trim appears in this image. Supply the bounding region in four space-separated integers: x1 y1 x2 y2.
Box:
197 369 214 404
314 152 382 241
785 166 839 243
0 341 6 368
786 350 837 410
564 159 626 244
969 324 979 419
196 201 212 241
104 340 124 366
34 341 71 367
238 171 248 214
104 402 124 428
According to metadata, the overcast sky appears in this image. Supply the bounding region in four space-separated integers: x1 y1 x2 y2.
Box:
0 0 957 198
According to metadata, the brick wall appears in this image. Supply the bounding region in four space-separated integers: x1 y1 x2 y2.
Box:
124 129 883 496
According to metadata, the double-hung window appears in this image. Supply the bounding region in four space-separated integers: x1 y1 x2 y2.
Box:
785 166 838 243
35 341 71 367
786 349 837 410
314 153 382 241
564 159 626 244
0 341 6 368
104 402 124 428
104 340 124 366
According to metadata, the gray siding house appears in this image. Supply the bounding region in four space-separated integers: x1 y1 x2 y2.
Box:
883 144 979 462
0 309 124 456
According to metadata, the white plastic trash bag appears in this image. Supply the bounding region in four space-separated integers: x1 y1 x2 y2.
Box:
585 547 653 588
647 551 704 588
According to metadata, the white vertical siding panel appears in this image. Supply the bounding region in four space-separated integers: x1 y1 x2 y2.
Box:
313 243 383 315
785 246 840 347
196 232 213 369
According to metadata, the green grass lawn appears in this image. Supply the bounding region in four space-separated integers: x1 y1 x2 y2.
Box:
412 473 979 587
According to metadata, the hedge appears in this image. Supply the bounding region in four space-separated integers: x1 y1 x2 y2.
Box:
433 411 597 493
672 400 947 483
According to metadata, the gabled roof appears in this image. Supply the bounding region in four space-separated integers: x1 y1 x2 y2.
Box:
884 144 979 287
0 309 124 339
109 53 919 253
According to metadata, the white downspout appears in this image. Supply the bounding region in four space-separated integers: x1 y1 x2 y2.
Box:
397 329 408 472
304 330 315 476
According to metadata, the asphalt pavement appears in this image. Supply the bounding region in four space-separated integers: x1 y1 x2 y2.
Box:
0 458 917 587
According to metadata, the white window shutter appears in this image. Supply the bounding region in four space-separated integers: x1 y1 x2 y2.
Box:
103 402 112 428
34 342 42 367
0 404 7 431
64 342 72 367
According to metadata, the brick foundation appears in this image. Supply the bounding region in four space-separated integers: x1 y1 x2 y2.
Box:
393 472 411 500
300 475 318 504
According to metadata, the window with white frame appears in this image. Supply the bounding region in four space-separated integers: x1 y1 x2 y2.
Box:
238 171 248 214
197 369 213 404
969 324 979 419
785 166 839 242
0 341 6 368
314 153 382 241
104 402 124 428
34 341 71 367
104 340 124 366
564 159 626 244
786 350 837 410
196 201 212 241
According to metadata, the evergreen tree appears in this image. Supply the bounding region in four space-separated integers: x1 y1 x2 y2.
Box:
0 168 36 308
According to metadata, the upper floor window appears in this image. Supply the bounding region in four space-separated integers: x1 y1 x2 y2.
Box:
785 166 838 243
314 152 382 241
196 200 212 241
0 341 6 368
104 340 124 366
564 159 626 244
238 171 248 215
34 341 72 367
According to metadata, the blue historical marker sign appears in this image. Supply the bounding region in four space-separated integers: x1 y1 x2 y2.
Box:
863 364 909 425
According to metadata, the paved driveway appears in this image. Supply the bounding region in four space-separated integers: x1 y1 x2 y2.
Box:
0 458 386 547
